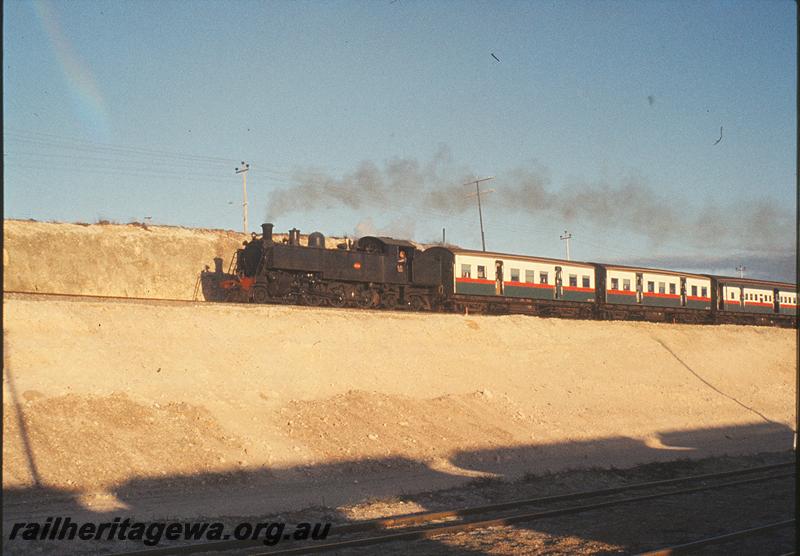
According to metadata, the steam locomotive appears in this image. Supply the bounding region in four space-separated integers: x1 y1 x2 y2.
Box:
201 223 797 328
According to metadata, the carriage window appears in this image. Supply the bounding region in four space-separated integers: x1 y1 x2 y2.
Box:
692 285 698 297
569 274 578 287
623 279 631 291
658 282 665 294
525 270 535 283
477 265 486 279
701 287 707 298
461 264 471 278
610 278 619 290
510 268 520 282
731 292 735 299
647 281 655 293
669 283 676 295
540 272 548 284
582 275 590 288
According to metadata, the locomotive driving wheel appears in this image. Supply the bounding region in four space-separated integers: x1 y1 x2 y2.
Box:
356 289 379 309
381 292 398 309
328 285 347 308
408 295 425 311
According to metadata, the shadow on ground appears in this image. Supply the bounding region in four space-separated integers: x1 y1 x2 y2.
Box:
2 421 794 555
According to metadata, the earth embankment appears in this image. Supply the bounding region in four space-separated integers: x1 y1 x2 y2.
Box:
3 295 794 520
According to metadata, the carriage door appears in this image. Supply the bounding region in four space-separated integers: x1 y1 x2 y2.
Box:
739 287 745 311
495 260 504 295
773 289 780 313
555 266 563 299
679 277 687 307
635 273 643 304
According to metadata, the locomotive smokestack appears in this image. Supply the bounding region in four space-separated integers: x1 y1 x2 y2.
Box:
213 257 223 274
261 223 274 246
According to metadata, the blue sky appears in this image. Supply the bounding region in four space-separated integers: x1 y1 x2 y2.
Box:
4 0 796 280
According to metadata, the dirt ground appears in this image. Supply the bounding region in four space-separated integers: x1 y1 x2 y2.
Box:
3 294 795 527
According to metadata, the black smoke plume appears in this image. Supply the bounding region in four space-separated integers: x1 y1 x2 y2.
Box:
265 147 794 255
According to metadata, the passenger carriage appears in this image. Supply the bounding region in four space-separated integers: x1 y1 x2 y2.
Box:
601 265 712 310
449 249 596 303
714 277 796 316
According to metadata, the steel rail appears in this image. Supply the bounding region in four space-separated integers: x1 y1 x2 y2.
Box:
253 472 794 555
636 518 795 555
115 462 793 556
4 290 196 304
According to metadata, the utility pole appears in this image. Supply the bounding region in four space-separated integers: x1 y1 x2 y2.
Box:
560 230 572 261
464 177 494 251
235 161 250 235
736 265 746 278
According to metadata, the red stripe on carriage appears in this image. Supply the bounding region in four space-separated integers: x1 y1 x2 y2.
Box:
643 292 681 299
504 281 554 289
456 277 495 285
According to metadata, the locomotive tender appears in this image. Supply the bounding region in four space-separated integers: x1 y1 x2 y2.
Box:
203 223 796 328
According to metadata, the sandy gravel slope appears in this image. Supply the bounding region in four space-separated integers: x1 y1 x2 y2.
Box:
2 220 342 299
3 296 795 522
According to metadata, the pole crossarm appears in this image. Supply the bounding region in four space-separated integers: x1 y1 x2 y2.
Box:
560 231 572 261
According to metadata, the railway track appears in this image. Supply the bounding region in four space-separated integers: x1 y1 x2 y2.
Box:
636 519 795 555
4 290 202 305
3 290 397 314
117 461 794 556
6 290 797 329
